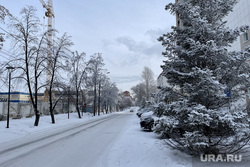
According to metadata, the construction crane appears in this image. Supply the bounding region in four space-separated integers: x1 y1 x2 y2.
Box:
39 0 55 100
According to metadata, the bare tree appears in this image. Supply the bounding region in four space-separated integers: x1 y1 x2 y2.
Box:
47 33 73 123
0 5 12 49
141 66 156 101
8 6 48 126
0 5 12 84
101 80 119 113
87 53 104 116
131 82 146 105
0 5 11 22
69 51 89 118
131 66 157 105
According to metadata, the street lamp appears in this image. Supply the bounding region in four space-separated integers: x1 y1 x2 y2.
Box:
67 86 70 119
6 66 14 128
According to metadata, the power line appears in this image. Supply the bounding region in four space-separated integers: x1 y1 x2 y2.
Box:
0 49 14 57
0 27 24 44
0 52 10 60
1 48 18 58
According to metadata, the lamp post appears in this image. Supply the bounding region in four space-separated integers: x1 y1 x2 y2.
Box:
67 86 70 119
6 66 14 128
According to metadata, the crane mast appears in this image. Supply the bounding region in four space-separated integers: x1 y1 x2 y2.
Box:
39 0 55 92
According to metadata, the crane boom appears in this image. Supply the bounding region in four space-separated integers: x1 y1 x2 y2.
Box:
40 0 55 18
39 0 46 8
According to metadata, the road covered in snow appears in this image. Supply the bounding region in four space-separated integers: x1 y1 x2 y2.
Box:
0 108 190 167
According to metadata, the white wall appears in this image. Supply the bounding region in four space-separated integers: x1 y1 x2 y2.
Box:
224 0 250 51
0 102 77 118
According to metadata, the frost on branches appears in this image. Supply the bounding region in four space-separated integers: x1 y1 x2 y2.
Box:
0 5 11 23
155 0 250 156
0 5 11 49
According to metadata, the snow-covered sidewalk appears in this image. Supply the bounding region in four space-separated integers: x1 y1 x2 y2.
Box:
0 111 113 143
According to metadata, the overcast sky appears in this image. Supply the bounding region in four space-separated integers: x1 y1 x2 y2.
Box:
1 0 175 91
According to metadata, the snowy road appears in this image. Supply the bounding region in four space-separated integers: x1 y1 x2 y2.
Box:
0 112 132 167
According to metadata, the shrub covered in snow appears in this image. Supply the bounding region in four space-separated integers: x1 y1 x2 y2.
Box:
154 101 250 155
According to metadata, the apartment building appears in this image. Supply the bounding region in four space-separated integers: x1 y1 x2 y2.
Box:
224 0 250 108
224 0 250 51
175 0 185 28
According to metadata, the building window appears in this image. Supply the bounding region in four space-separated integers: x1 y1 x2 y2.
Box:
243 32 249 42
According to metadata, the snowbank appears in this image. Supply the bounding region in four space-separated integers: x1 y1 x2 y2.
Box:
0 112 111 143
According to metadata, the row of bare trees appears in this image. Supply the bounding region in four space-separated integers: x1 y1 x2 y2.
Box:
0 6 119 126
131 66 157 106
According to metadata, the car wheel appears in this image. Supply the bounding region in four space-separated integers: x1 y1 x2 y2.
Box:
148 122 154 132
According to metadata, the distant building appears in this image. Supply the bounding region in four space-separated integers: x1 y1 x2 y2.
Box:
156 0 184 89
0 92 30 103
0 92 45 103
175 0 185 28
118 91 134 110
122 91 131 97
224 0 250 51
176 0 250 51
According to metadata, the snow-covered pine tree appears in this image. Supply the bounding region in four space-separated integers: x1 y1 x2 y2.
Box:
155 0 250 156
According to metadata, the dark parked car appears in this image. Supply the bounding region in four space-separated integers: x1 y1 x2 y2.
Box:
140 111 155 131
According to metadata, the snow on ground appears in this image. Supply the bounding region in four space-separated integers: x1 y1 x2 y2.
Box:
1 108 191 167
0 112 112 143
104 109 192 167
0 108 249 167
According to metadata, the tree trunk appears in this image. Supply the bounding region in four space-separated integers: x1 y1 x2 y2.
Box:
98 83 101 116
50 110 55 124
81 105 84 116
49 89 55 124
76 104 81 118
76 90 81 118
68 94 70 119
34 108 40 126
93 85 97 116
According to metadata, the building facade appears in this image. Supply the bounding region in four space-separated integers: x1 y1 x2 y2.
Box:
0 92 30 103
175 0 185 28
157 72 169 88
224 0 250 108
224 0 250 51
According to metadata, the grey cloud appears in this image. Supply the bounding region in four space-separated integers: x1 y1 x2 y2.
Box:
142 44 164 57
116 37 146 52
115 36 163 57
111 76 140 84
121 56 140 67
145 28 172 42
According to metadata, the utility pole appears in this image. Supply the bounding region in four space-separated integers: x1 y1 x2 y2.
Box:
6 66 14 128
68 87 70 119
